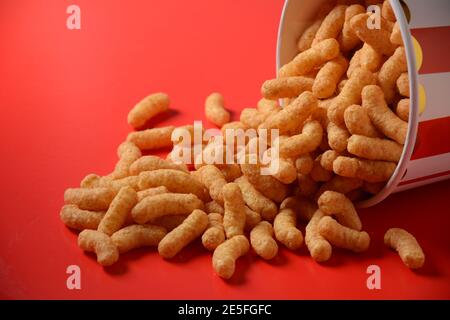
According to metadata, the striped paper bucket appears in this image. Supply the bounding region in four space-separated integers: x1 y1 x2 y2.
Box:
277 0 450 207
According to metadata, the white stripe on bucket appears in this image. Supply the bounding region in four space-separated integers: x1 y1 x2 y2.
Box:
401 152 450 181
418 72 450 122
395 174 450 192
406 0 450 29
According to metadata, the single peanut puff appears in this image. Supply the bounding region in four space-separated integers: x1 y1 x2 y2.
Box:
279 120 323 158
312 5 347 46
64 187 115 211
78 230 119 266
327 121 350 153
313 55 348 98
222 183 247 239
250 221 278 260
205 93 230 127
60 205 105 231
262 76 314 99
158 209 209 258
127 126 175 150
347 134 404 162
259 91 318 136
396 73 410 97
384 228 425 269
274 208 303 250
378 47 408 103
127 93 169 129
318 216 370 252
363 85 407 144
396 98 410 122
138 169 210 202
129 155 188 175
278 39 340 77
97 186 138 236
333 156 396 183
111 224 167 254
131 193 204 224
212 235 249 279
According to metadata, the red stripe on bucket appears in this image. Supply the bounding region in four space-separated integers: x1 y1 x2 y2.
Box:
411 116 450 160
399 170 450 186
411 26 450 74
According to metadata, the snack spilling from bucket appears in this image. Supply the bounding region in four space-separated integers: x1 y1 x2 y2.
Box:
60 0 426 278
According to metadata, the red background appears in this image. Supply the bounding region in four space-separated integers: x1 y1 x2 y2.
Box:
0 0 449 299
